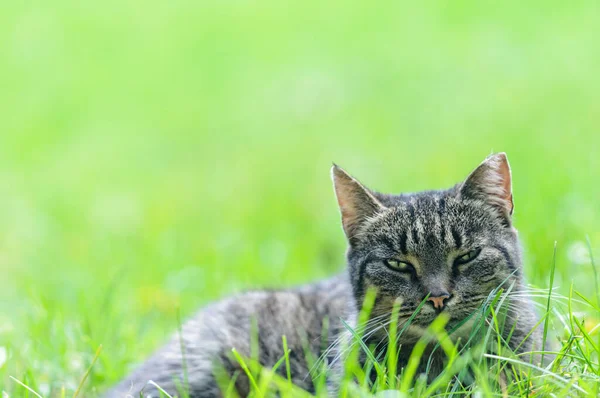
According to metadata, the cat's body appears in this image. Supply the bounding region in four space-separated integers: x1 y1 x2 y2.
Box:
107 153 543 397
108 275 353 396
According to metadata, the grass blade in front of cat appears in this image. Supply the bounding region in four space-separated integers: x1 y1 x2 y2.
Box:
399 313 449 395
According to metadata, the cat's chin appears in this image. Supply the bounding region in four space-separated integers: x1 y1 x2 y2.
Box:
446 317 478 340
399 311 478 334
398 317 477 346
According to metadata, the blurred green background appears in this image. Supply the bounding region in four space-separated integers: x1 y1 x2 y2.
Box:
0 0 598 395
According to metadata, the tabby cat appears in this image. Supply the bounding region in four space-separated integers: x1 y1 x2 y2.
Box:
106 153 542 397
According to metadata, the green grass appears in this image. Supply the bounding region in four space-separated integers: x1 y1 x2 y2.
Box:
201 281 600 397
0 0 599 396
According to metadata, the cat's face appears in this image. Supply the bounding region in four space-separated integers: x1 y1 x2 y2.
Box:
332 153 521 335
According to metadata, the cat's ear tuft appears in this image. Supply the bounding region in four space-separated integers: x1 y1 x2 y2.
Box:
331 164 385 242
459 153 514 221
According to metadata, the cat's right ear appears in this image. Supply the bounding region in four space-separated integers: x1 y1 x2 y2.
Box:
331 164 385 243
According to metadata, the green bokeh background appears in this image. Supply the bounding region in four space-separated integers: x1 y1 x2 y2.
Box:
1 0 598 395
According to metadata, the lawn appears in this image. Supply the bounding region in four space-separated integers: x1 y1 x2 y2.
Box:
0 0 599 396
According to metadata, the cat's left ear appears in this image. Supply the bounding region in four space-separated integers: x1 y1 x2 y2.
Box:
459 153 514 222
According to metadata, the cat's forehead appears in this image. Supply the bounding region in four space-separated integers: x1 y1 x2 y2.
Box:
387 193 464 231
362 190 501 250
376 190 460 219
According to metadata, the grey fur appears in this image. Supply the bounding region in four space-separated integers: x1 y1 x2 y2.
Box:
106 153 542 397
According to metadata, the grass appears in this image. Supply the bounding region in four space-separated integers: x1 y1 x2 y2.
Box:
178 279 600 397
0 0 599 396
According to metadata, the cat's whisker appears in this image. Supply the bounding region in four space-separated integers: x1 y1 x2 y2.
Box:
507 293 591 307
323 320 393 374
313 314 395 375
319 314 388 351
319 315 389 354
510 290 568 299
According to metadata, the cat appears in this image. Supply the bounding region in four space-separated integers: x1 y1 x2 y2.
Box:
105 153 543 397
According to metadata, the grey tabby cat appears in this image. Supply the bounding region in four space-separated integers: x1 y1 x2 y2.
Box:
106 153 542 397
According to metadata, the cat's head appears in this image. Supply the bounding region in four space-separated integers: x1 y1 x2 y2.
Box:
332 153 521 331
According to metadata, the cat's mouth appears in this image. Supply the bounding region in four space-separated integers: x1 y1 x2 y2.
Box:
368 295 489 333
396 300 487 326
396 311 481 337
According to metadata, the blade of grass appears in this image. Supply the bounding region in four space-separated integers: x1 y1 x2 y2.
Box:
399 313 449 394
282 335 292 386
586 236 599 308
421 330 466 396
176 308 190 397
9 376 43 398
146 381 174 398
340 318 383 376
73 344 103 398
340 287 378 395
254 353 287 395
225 372 241 398
574 290 600 312
386 297 402 389
213 359 241 398
542 242 557 365
231 348 263 398
483 354 588 394
571 316 599 372
568 283 596 373
258 367 314 398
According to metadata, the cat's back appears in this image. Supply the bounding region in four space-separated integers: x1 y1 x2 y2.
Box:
107 274 353 397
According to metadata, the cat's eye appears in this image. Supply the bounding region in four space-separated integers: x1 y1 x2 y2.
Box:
385 259 414 273
454 248 482 266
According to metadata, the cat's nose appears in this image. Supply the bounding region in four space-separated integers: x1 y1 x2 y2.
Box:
427 293 450 310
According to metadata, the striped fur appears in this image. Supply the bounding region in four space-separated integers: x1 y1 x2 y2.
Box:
106 153 542 397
